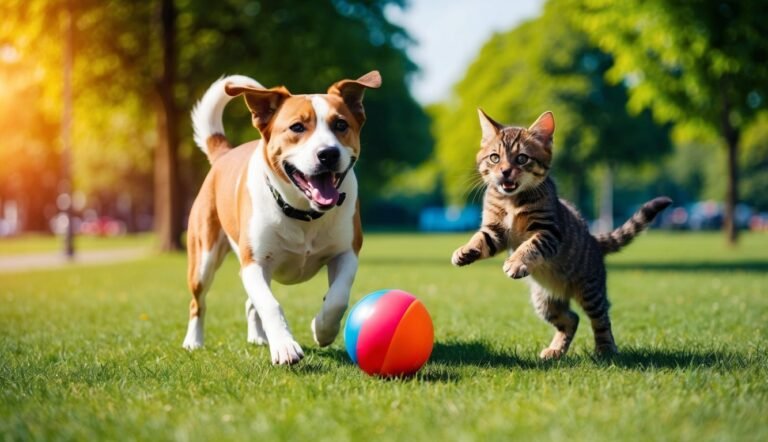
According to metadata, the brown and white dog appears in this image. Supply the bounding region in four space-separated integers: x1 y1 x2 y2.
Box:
183 71 381 365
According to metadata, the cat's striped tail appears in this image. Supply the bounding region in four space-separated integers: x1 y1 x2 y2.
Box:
595 197 672 255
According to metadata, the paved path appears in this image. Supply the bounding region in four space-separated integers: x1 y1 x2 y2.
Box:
0 248 149 273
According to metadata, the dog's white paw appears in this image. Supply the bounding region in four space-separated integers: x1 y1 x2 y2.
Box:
269 337 304 365
247 318 269 346
183 317 204 350
245 299 268 345
247 334 268 346
311 316 340 347
182 337 203 351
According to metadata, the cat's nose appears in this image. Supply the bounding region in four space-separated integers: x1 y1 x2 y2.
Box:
502 168 512 178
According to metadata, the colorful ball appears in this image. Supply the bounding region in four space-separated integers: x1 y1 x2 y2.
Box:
344 289 434 377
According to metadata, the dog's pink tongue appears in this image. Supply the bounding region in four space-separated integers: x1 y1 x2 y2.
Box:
308 174 339 207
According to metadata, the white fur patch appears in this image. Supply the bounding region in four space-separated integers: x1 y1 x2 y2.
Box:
191 75 263 153
241 264 304 364
182 316 204 350
280 96 353 182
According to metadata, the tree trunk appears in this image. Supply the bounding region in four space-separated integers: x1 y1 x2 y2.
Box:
598 163 614 233
153 0 183 251
720 84 740 246
724 131 739 245
61 1 75 259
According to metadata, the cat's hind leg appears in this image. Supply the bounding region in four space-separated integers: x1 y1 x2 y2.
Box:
576 277 617 357
529 282 579 360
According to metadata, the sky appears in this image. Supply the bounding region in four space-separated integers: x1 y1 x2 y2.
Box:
386 0 545 105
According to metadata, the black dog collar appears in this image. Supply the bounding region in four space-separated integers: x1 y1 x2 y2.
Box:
266 157 356 222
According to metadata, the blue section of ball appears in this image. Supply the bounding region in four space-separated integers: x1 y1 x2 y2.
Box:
344 289 390 364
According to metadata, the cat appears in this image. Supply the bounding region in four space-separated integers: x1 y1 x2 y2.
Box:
451 109 671 360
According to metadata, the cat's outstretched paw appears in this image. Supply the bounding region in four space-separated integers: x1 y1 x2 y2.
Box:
452 246 481 266
503 258 529 279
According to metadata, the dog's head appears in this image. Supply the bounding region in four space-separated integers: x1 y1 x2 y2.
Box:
225 71 381 212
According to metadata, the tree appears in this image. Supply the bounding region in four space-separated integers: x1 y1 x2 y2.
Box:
154 0 182 251
431 0 670 217
571 0 768 244
0 0 432 242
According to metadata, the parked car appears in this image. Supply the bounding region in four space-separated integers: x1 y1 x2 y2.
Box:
657 200 754 231
419 206 481 232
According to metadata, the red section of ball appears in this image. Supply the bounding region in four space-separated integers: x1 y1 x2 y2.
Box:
379 300 434 377
352 290 434 377
355 290 416 375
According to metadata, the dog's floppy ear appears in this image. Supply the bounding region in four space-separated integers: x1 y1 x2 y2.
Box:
225 83 291 137
327 70 382 125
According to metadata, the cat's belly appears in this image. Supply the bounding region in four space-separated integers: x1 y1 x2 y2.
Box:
529 264 570 297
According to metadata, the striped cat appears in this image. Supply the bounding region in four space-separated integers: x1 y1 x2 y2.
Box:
452 109 671 360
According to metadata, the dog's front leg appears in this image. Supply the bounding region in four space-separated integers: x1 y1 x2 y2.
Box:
241 264 304 365
312 250 358 347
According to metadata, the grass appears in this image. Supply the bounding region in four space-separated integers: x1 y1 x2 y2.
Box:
0 234 153 256
1 232 766 441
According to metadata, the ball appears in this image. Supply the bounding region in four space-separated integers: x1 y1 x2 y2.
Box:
344 289 434 377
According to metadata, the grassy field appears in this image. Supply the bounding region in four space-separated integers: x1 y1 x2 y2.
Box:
1 232 766 441
0 234 153 256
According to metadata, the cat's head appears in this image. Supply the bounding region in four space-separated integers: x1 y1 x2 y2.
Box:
475 110 555 196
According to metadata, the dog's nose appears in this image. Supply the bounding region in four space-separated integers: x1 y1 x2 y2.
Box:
317 147 340 168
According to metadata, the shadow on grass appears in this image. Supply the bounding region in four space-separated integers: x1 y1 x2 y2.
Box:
607 260 768 273
424 340 759 380
603 346 757 370
298 341 760 381
429 340 540 369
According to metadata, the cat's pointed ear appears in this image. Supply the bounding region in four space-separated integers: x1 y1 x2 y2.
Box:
478 108 503 145
528 111 555 143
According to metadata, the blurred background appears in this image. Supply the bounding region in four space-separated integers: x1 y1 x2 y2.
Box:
1 0 766 253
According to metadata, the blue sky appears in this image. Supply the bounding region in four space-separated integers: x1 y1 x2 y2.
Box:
386 0 544 104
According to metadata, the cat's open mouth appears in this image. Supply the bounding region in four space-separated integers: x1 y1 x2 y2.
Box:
499 179 518 194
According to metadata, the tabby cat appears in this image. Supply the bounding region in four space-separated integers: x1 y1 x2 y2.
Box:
451 110 671 359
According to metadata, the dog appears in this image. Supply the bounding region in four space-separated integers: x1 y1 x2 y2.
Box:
182 71 381 365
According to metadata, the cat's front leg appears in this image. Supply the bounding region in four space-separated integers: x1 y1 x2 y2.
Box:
503 231 560 279
452 230 501 266
503 253 530 279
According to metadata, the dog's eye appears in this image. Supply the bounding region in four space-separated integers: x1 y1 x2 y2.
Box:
289 123 306 133
488 153 500 164
333 119 349 132
515 154 529 165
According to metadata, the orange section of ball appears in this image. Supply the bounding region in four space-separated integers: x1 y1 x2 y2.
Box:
379 300 434 377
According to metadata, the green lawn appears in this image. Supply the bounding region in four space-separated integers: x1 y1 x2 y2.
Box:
0 234 153 256
1 232 766 441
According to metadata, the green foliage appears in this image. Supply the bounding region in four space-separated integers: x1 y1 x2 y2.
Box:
180 0 433 202
1 233 767 440
430 0 670 207
740 112 768 211
0 0 432 225
572 0 768 132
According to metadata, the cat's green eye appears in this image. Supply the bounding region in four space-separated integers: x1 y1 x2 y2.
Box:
488 153 501 164
515 154 529 165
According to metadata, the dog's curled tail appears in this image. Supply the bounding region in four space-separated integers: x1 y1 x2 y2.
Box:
191 75 263 163
595 196 672 255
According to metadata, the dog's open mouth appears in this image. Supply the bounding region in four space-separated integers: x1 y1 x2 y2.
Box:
284 162 341 209
500 180 518 193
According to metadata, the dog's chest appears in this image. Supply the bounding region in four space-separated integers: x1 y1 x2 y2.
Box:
263 219 348 284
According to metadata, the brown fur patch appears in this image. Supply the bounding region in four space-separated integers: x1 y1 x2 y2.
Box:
206 133 232 163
